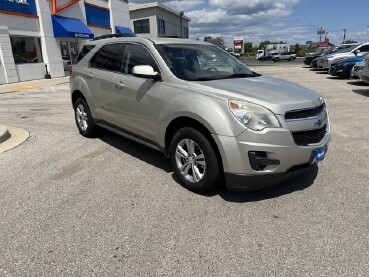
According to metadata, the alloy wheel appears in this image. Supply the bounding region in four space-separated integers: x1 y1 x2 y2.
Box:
175 139 206 183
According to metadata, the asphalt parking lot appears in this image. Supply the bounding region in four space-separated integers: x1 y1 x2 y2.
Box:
1 64 368 276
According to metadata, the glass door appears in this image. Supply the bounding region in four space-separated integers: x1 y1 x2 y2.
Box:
60 40 79 76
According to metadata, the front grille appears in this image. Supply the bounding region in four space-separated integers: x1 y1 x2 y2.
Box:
292 125 327 146
285 104 325 120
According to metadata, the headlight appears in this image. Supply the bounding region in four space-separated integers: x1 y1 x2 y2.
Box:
228 100 281 131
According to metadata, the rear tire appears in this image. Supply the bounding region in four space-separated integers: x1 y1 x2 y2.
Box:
170 127 221 193
274 57 280 62
74 98 98 138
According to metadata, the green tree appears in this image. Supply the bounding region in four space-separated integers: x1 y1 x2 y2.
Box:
204 36 212 42
294 43 301 54
244 42 253 52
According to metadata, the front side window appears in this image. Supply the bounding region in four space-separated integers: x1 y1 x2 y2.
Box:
90 44 122 71
10 36 43 64
358 45 369 53
158 19 165 35
133 19 150 34
121 44 158 74
156 44 255 81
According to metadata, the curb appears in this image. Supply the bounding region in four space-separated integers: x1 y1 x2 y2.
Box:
0 125 29 154
0 125 11 144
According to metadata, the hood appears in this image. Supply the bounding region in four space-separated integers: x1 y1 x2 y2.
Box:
188 76 321 115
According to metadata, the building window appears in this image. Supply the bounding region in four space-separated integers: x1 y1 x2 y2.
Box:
10 37 43 64
133 19 150 34
183 27 189 39
158 19 165 34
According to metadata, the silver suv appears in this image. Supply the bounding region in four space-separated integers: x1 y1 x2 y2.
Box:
70 37 330 193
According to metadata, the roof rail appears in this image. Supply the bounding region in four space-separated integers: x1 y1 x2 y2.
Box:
93 33 136 41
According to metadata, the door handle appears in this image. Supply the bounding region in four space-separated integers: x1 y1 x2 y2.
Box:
86 72 93 79
115 81 125 90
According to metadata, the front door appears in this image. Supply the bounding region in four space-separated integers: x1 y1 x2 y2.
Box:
60 40 79 76
114 43 162 142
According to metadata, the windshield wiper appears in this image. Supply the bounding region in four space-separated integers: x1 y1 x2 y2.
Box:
220 72 258 79
191 77 218 81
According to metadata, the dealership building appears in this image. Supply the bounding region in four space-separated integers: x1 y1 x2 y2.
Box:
0 0 132 84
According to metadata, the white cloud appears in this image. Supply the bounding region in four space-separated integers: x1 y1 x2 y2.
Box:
130 0 366 46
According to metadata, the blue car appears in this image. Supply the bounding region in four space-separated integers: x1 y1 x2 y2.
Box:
329 53 369 78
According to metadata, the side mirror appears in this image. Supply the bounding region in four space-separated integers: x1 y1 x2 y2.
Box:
354 50 360 56
132 65 161 80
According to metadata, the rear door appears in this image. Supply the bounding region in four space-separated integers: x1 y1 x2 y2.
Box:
86 43 123 125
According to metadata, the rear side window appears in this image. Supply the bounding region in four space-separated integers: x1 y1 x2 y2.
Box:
76 45 95 63
90 44 122 72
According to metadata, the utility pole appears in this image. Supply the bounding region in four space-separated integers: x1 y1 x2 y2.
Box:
179 11 184 38
342 29 347 44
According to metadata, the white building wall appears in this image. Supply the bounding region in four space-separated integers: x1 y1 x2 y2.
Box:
110 0 130 32
156 8 189 38
0 0 131 83
130 7 157 38
0 27 18 84
35 0 65 78
130 6 190 38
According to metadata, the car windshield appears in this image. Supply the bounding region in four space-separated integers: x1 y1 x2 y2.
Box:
155 44 256 81
336 44 360 54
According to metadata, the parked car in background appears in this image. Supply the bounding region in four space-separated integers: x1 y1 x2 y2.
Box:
258 53 272 61
273 52 296 62
312 44 358 69
304 45 351 66
329 53 369 79
320 43 369 70
350 61 365 79
70 37 330 193
230 52 240 58
360 55 369 84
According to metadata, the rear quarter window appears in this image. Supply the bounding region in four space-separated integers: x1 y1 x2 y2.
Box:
76 45 95 64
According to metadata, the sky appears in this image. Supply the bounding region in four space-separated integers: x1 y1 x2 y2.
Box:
130 0 369 47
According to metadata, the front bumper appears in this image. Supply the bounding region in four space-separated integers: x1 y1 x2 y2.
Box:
361 68 369 84
329 64 352 77
212 119 330 191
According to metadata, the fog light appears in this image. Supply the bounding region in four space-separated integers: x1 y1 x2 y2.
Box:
248 151 280 171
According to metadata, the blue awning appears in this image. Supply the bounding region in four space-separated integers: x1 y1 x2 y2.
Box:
52 15 94 39
115 26 135 36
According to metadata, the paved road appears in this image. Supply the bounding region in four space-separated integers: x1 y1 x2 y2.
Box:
0 67 368 276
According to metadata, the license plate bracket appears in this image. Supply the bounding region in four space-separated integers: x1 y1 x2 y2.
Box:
310 146 327 165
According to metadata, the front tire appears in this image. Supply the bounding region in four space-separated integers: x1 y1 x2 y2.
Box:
170 127 221 193
74 98 97 137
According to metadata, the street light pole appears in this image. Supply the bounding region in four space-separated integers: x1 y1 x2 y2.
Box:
343 29 347 44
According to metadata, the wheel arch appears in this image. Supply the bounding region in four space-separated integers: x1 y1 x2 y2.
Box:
71 90 86 107
164 116 224 173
